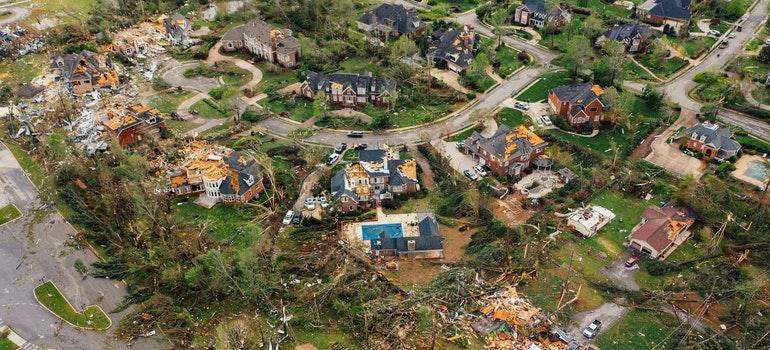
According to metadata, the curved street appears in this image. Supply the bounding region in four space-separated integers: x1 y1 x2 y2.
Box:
0 6 30 26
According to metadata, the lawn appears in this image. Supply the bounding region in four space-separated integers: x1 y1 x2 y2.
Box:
497 107 527 127
449 127 477 141
665 35 716 59
0 52 48 86
148 90 196 114
494 45 525 78
585 190 653 259
0 204 22 226
428 0 483 12
0 11 12 21
254 62 300 94
34 281 111 330
0 337 16 350
189 99 228 119
362 101 456 129
635 54 688 78
172 198 263 248
624 61 656 82
462 73 496 92
515 70 572 102
736 134 770 153
595 310 681 349
220 62 252 86
564 0 631 17
736 56 770 80
265 98 315 122
338 57 383 75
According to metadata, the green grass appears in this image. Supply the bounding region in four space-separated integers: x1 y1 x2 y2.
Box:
635 54 688 78
339 57 382 75
736 56 770 80
497 107 527 127
625 61 656 81
0 337 17 350
736 134 770 153
189 99 228 119
220 62 252 86
254 62 300 94
595 310 681 349
172 198 262 248
565 0 631 17
34 281 111 330
665 35 716 59
149 90 196 114
0 204 22 226
0 11 12 20
450 127 477 141
0 52 48 86
516 70 572 102
265 98 315 122
585 190 652 259
494 45 525 78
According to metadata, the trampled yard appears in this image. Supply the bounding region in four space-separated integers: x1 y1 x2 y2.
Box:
635 54 688 78
34 281 111 330
585 190 653 259
515 70 572 102
149 90 196 114
494 45 525 78
173 198 263 249
190 99 228 119
595 310 681 349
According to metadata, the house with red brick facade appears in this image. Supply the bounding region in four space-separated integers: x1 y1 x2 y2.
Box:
300 71 396 107
548 82 605 128
683 122 742 161
221 19 299 68
464 125 547 177
426 25 475 73
102 104 165 146
637 0 691 35
331 145 420 213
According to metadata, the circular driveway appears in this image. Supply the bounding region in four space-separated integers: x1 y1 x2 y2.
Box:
0 6 31 26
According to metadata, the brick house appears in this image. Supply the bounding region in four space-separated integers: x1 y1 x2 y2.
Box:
464 125 547 177
102 104 165 146
628 204 696 259
548 82 605 128
357 4 427 39
300 71 396 107
596 22 656 53
221 19 299 68
168 142 265 206
637 0 691 35
513 0 571 29
683 122 742 161
426 25 475 73
330 146 420 213
50 51 120 95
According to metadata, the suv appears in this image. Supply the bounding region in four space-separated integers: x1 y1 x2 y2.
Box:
347 131 364 138
625 255 640 267
474 165 488 177
282 210 294 225
463 169 479 181
304 197 317 210
334 143 347 154
326 153 340 165
582 320 602 339
291 211 303 225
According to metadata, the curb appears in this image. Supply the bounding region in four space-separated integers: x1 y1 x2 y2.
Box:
33 281 113 331
0 203 23 227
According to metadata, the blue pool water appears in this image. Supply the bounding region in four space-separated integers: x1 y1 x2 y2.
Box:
361 223 403 240
745 161 770 182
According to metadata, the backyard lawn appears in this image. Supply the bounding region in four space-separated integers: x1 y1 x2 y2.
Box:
149 90 196 114
624 61 656 82
515 70 572 102
0 204 21 226
494 45 525 78
596 310 681 349
585 190 653 259
173 198 263 249
34 281 111 330
266 98 315 122
497 107 527 127
254 62 300 94
665 35 716 59
189 99 228 119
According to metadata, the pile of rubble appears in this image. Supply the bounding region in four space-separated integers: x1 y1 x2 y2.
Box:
108 21 168 60
0 25 45 58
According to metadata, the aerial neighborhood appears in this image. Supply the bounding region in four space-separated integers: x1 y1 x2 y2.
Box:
0 0 769 349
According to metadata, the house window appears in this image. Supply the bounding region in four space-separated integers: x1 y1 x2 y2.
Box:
589 107 597 112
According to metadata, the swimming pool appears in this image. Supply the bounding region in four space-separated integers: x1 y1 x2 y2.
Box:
745 160 770 182
361 223 404 240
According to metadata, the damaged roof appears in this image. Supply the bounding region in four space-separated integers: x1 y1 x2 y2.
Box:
427 25 475 69
359 4 426 36
304 71 396 96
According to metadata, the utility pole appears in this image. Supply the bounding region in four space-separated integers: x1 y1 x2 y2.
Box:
709 212 733 253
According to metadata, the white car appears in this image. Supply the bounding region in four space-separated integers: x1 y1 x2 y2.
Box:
541 116 553 126
728 32 736 39
326 153 339 165
513 101 530 110
304 197 317 210
318 196 329 208
708 30 721 37
282 210 294 225
474 165 488 177
765 38 770 45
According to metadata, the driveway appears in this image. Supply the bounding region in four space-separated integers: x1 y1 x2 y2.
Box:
162 61 220 93
644 109 705 178
0 143 162 350
599 252 641 291
569 301 629 344
0 6 30 26
430 139 477 175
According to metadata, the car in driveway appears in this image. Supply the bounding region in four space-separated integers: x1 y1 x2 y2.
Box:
318 196 329 209
474 165 488 177
291 211 303 225
304 197 317 210
326 153 340 165
334 143 347 154
282 210 294 225
625 255 640 268
354 143 368 150
583 320 602 339
463 169 479 181
513 101 529 110
708 29 721 37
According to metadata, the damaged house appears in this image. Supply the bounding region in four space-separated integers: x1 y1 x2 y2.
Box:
464 125 547 177
167 142 265 207
111 21 168 58
300 71 396 107
426 25 475 73
102 104 165 146
163 13 191 47
330 145 419 213
50 51 120 95
357 4 427 39
627 204 696 259
221 19 300 68
548 82 605 128
567 206 615 237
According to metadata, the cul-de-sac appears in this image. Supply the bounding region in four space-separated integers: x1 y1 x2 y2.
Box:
0 0 768 349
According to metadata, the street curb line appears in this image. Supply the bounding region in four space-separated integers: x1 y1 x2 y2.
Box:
0 203 23 227
33 281 113 331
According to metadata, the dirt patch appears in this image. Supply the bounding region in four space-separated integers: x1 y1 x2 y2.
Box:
670 291 733 333
492 194 535 227
629 125 666 159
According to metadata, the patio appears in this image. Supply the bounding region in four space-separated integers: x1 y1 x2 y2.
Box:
514 170 563 198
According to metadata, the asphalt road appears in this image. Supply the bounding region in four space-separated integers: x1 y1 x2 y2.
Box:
0 143 163 350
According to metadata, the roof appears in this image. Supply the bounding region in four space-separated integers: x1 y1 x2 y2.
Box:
223 19 299 54
550 82 604 116
601 22 655 43
519 0 569 20
630 204 695 253
103 104 163 133
50 50 113 81
426 25 475 69
359 4 426 35
466 125 545 162
304 71 396 95
370 213 443 252
684 122 742 156
643 0 691 21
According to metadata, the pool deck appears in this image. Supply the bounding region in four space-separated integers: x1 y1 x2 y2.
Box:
514 170 564 198
731 155 770 189
340 208 423 253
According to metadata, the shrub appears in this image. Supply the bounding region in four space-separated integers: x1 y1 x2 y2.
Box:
645 260 676 276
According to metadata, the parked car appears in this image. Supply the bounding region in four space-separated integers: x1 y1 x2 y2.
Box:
326 153 340 165
304 197 317 210
582 320 602 339
728 32 736 38
541 116 552 126
291 211 303 225
625 255 641 267
474 165 488 177
463 169 479 181
737 25 742 32
318 196 329 208
708 30 720 37
347 131 364 138
354 143 368 150
282 210 294 225
457 140 466 148
513 101 530 110
334 143 347 154
765 38 770 45
719 41 728 49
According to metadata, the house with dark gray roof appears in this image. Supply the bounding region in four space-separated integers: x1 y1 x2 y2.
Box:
330 145 419 213
221 19 299 68
513 0 571 29
464 124 548 177
357 4 427 39
637 0 691 34
548 82 606 128
597 22 656 53
50 51 119 95
300 71 396 107
683 122 742 161
370 213 443 259
163 13 191 47
426 25 475 73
